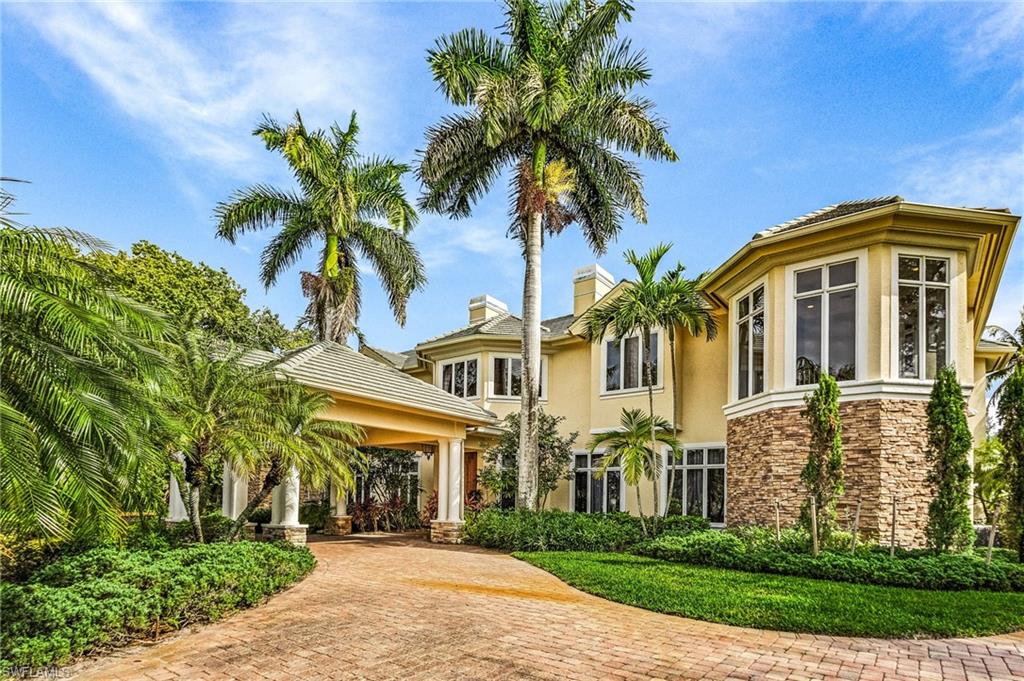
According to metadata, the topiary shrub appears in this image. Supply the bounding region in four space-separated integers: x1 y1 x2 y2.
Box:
465 509 643 552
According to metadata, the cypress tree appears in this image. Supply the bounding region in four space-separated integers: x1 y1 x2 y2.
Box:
924 365 974 552
998 363 1024 561
801 373 844 540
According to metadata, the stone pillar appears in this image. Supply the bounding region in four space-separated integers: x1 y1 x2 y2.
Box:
324 479 353 536
266 465 307 545
166 453 188 523
220 461 248 520
431 438 465 543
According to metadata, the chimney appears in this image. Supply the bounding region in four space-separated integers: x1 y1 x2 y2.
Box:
573 264 614 317
468 294 508 324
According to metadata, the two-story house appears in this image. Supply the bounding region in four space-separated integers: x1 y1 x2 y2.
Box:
362 197 1019 546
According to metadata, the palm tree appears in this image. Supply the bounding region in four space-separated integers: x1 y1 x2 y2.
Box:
588 409 680 536
216 111 426 343
986 308 1024 407
420 0 676 510
163 332 283 542
0 183 169 539
228 383 366 539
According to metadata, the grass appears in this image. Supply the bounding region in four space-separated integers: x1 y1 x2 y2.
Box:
515 551 1024 639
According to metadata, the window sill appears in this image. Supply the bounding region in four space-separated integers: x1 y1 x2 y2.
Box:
599 386 665 400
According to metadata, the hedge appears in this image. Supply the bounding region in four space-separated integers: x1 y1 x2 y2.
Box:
464 508 709 552
634 531 1024 592
1 541 315 671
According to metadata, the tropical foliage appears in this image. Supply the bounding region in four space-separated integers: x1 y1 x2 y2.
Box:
216 111 426 343
480 410 577 509
925 365 975 552
999 363 1024 560
985 308 1024 408
974 437 1007 525
800 372 845 546
420 0 676 509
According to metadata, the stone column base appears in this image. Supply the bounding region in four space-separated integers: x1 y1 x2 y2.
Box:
430 520 465 544
323 515 353 536
263 523 308 546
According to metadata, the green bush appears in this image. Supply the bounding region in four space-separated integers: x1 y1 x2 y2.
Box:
165 512 235 544
1 541 315 671
635 531 1024 592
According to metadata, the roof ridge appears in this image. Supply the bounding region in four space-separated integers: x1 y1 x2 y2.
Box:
276 342 329 372
480 312 516 333
755 195 904 239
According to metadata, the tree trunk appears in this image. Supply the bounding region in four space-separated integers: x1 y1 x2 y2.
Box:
229 459 283 540
644 336 659 534
517 142 545 511
666 332 679 515
187 483 204 544
635 485 647 537
183 442 207 543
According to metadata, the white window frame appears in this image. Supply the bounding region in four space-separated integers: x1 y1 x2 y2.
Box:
662 443 727 527
436 354 480 399
783 249 868 389
600 329 663 396
488 354 548 401
890 249 957 381
730 278 768 401
570 449 627 513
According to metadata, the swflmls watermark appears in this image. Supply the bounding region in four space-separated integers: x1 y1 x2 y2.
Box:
1 666 72 679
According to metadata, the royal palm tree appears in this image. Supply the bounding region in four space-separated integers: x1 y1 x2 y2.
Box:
228 383 366 539
420 0 676 509
588 409 680 536
216 111 426 343
0 183 169 539
986 308 1024 408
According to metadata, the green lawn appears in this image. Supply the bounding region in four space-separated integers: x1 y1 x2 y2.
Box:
515 551 1024 639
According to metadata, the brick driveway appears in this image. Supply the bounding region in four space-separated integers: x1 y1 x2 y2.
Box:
71 534 1024 680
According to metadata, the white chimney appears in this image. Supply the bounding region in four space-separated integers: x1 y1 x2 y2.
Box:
573 264 614 316
468 294 508 324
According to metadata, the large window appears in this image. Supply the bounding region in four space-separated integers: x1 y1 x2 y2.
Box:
492 356 545 398
794 260 857 385
898 255 949 380
736 286 765 399
604 332 658 393
352 458 420 508
440 358 478 398
666 446 726 524
573 451 623 513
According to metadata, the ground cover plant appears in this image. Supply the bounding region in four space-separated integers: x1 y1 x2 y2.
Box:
0 540 315 672
517 551 1024 638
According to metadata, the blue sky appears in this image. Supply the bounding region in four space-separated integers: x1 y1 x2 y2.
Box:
3 1 1022 351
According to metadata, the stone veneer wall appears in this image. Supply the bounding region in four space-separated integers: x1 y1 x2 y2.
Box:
726 399 931 548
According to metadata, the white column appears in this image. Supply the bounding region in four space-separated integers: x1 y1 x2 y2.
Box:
329 479 348 516
166 452 188 522
435 439 450 522
220 461 249 520
270 465 301 526
270 480 284 525
447 438 465 523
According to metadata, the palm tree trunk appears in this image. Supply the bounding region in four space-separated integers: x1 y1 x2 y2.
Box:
645 359 659 534
229 459 283 540
667 332 679 515
187 483 204 543
517 141 545 511
184 442 206 543
635 485 647 537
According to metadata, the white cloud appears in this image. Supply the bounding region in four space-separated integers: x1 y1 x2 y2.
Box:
415 213 521 277
11 1 388 177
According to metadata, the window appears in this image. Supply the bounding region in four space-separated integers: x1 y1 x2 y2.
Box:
666 446 726 524
492 356 545 398
572 452 623 513
604 332 658 393
440 358 478 398
736 286 765 399
793 260 857 385
352 457 420 508
897 255 949 379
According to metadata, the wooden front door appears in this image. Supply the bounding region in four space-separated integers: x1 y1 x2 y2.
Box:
464 450 478 498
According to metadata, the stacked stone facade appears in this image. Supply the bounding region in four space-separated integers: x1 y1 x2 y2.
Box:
430 520 465 544
726 399 931 547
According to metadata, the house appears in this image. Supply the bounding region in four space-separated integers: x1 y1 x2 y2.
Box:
363 197 1019 546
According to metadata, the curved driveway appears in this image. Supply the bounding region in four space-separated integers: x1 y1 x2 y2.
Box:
72 534 1024 680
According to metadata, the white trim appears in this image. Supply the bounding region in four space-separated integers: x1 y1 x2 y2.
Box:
730 277 768 401
599 328 665 396
723 378 974 419
569 448 627 513
662 443 727 528
487 353 548 402
783 248 867 389
888 248 959 382
435 353 482 400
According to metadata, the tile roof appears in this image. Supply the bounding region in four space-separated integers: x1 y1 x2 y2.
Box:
417 312 577 347
753 196 903 240
246 342 496 424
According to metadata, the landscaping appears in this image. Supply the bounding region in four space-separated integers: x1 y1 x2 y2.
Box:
516 551 1024 638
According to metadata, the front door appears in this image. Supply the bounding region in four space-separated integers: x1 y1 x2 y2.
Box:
464 450 478 499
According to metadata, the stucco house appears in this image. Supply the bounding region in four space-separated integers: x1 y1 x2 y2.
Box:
360 196 1019 546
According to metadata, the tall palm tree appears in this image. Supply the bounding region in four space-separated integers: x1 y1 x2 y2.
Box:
420 0 676 509
216 111 426 343
986 308 1024 407
228 383 366 539
0 184 169 539
588 409 680 536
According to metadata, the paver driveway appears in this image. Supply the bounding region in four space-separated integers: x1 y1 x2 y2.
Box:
70 533 1024 680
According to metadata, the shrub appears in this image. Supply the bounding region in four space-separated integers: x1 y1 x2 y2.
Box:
0 541 315 671
166 512 235 545
465 509 643 552
634 530 1024 592
299 499 332 533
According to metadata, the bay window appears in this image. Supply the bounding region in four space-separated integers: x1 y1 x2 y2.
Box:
440 358 478 398
666 446 726 524
604 332 659 393
736 286 765 399
573 451 623 513
794 260 857 385
897 255 948 379
492 356 545 398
